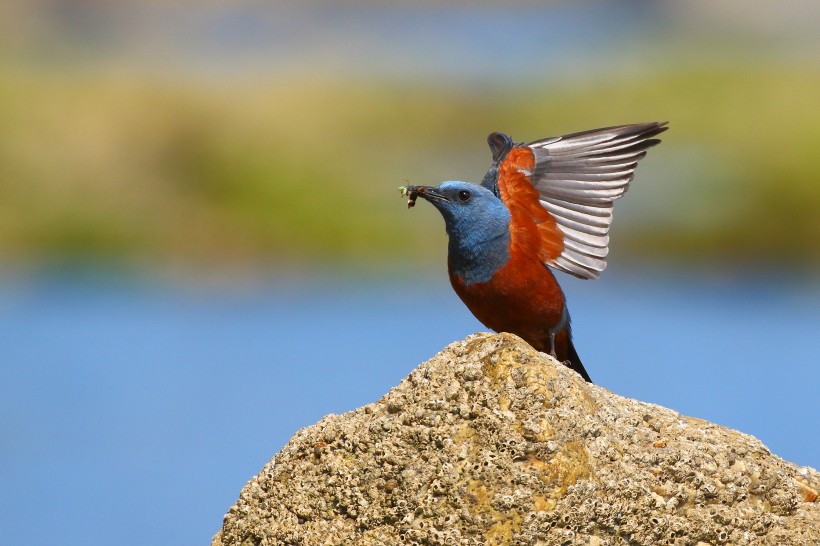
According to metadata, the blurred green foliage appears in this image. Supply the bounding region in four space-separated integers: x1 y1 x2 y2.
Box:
1 60 819 272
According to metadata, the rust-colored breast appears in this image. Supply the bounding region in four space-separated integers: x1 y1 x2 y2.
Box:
450 249 568 356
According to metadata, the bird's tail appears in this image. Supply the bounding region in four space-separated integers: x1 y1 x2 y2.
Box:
566 337 592 383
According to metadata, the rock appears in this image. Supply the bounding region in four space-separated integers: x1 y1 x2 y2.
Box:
213 333 820 546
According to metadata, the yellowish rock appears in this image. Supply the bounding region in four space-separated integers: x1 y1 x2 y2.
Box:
214 333 820 546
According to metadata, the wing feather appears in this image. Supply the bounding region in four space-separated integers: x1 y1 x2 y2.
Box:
563 237 609 258
541 185 628 203
543 201 611 228
491 147 565 263
560 229 610 249
528 121 668 279
552 256 593 278
482 122 667 280
540 198 613 218
550 213 609 236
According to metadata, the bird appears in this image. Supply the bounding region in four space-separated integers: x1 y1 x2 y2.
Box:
399 122 668 383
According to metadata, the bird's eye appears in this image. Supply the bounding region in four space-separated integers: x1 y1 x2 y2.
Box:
457 190 471 202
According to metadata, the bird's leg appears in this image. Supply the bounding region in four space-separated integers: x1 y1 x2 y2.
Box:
548 331 557 358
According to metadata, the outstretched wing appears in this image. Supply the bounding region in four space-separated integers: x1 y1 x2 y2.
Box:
483 122 667 279
486 145 565 264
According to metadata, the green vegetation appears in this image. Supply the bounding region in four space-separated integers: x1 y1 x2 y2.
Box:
1 61 819 272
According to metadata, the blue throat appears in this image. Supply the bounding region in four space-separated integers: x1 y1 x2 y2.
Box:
447 229 511 285
425 180 513 286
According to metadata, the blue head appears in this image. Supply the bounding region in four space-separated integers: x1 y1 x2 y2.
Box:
401 181 511 284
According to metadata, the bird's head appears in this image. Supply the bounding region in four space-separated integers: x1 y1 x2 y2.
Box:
399 181 510 245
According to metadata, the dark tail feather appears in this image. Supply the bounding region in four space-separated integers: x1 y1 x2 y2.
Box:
566 337 592 383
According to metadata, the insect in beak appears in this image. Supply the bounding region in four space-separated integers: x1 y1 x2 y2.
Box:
399 186 420 208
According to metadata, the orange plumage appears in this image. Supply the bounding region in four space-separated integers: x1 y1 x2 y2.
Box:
495 147 564 263
450 250 569 357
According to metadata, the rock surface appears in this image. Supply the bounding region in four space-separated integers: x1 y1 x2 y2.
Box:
213 333 820 546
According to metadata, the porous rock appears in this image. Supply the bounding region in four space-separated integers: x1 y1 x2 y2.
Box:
213 333 820 546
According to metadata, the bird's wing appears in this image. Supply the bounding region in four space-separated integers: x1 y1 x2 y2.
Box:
486 145 566 265
483 122 667 279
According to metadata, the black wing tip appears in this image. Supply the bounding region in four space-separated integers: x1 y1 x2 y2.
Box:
611 120 668 132
636 121 669 140
487 132 516 162
628 121 669 150
585 120 669 139
581 122 670 152
624 122 669 147
563 120 667 138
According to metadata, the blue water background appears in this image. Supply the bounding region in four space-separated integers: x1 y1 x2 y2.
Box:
0 270 817 546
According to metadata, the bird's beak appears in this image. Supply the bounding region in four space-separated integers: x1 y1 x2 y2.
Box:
399 185 447 209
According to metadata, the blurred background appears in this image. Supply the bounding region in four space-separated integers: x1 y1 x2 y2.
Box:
1 1 819 544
